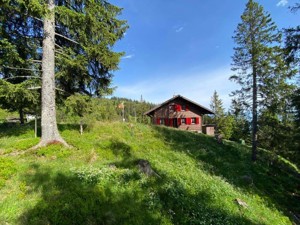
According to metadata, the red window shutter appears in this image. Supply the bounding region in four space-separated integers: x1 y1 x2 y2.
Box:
177 118 181 125
196 117 200 124
156 118 160 125
169 119 173 126
187 118 191 125
178 105 182 111
165 118 169 125
175 104 179 112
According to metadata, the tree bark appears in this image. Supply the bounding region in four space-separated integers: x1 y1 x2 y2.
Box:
36 0 68 147
80 119 83 135
250 9 258 162
19 108 25 124
252 66 258 162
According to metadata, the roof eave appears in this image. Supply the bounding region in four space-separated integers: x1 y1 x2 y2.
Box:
144 95 215 116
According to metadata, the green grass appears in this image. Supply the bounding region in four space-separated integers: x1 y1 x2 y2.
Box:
0 121 299 225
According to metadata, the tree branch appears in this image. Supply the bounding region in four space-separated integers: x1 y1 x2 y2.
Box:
55 49 64 54
28 59 42 63
55 43 63 49
55 50 71 59
55 32 79 44
2 66 42 72
28 86 41 90
4 76 41 80
30 16 44 23
56 87 68 93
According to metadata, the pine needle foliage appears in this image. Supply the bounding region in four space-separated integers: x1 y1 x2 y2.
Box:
230 0 294 161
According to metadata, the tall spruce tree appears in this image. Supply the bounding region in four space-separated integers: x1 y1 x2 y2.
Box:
285 2 300 118
230 0 292 161
285 2 300 164
0 0 128 147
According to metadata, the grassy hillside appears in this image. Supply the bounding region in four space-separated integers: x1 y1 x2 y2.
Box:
0 122 299 225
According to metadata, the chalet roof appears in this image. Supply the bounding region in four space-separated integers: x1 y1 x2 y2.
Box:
144 95 214 116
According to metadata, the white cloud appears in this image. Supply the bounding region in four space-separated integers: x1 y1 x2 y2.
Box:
113 66 239 110
276 0 288 7
122 54 134 59
175 27 184 33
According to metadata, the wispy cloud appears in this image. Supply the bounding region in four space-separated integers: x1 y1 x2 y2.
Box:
113 66 239 109
122 54 134 59
175 27 184 33
276 0 288 7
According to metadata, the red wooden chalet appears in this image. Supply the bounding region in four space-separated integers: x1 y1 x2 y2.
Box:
144 95 214 132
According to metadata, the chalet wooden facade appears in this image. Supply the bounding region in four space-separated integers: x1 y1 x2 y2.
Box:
144 95 214 132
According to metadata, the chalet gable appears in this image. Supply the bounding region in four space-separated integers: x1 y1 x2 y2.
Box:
144 95 214 117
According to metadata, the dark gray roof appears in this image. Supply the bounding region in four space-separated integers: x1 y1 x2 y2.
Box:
144 95 214 116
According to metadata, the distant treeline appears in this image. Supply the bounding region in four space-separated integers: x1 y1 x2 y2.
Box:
57 96 156 124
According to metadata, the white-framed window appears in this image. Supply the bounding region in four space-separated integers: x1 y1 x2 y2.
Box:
191 117 196 124
181 118 186 124
181 105 186 111
169 104 175 112
160 118 164 125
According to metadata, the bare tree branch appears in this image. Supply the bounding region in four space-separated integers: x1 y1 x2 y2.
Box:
28 59 42 63
4 76 41 80
31 16 43 23
55 43 63 49
2 66 42 72
55 32 79 44
27 86 41 90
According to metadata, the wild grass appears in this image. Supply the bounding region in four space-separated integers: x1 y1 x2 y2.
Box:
0 121 299 225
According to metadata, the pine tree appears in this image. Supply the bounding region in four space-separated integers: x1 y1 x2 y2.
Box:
65 94 92 135
0 79 39 123
210 90 225 131
210 90 234 139
230 0 293 161
0 1 42 123
0 0 128 147
285 2 300 164
229 98 251 143
284 2 300 68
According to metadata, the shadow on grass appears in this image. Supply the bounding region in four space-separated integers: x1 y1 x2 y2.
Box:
153 126 300 222
0 122 36 138
0 122 83 138
19 164 161 225
19 163 261 225
109 138 132 158
156 179 263 225
105 140 263 225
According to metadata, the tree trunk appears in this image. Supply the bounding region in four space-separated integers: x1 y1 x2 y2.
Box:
36 0 68 147
252 66 258 162
19 108 25 124
80 120 83 135
250 12 258 162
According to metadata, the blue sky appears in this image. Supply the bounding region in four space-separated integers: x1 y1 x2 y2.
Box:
109 0 299 109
